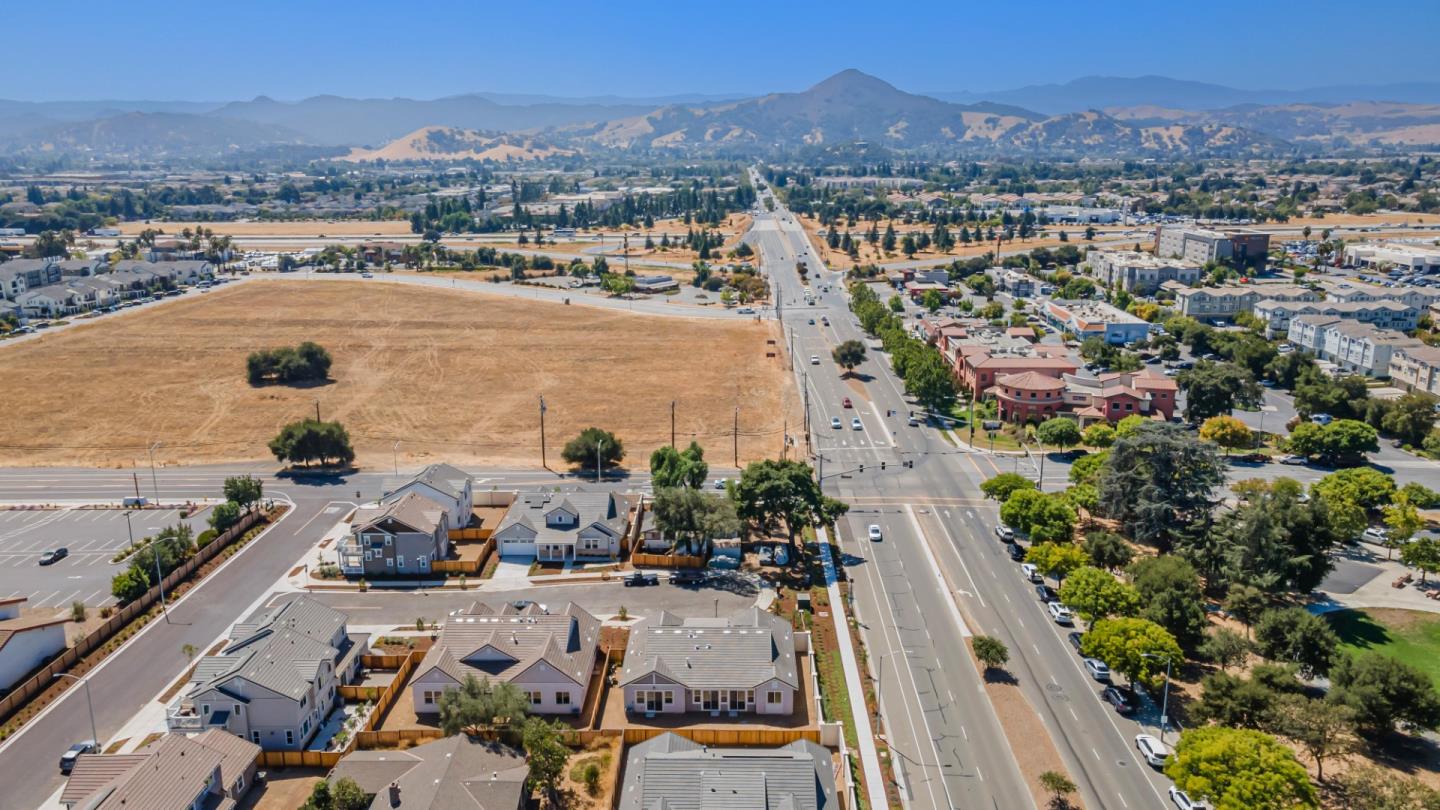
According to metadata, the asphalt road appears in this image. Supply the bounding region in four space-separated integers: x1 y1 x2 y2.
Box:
754 177 1176 810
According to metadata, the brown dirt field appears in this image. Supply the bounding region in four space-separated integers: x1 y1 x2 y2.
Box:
238 767 326 810
0 280 796 469
117 220 412 237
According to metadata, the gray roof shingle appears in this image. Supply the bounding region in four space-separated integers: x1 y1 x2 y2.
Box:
417 602 599 688
621 608 798 691
620 733 835 810
329 735 527 810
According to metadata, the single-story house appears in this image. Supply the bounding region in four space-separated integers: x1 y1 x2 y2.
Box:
619 733 837 810
327 734 528 810
59 730 260 810
492 490 628 562
0 597 68 692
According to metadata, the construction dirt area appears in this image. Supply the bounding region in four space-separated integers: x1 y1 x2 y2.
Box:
0 280 798 469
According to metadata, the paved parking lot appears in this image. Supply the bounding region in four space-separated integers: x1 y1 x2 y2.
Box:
0 507 210 607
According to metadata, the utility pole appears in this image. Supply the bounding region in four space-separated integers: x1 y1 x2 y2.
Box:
595 439 604 484
539 395 548 470
781 415 788 462
670 400 676 448
153 539 169 623
124 510 135 550
53 674 97 747
733 407 739 468
314 399 321 422
147 442 162 502
131 473 140 500
392 440 400 476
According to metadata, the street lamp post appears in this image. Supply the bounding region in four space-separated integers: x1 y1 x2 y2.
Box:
595 439 604 484
392 440 401 476
1142 653 1174 743
123 510 135 550
53 673 99 746
147 442 162 502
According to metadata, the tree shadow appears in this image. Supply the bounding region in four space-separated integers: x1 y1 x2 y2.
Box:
248 377 336 390
1370 732 1440 778
983 668 1018 686
276 466 359 485
1323 609 1392 650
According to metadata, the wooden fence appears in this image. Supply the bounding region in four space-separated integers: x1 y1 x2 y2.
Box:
631 552 707 569
431 537 494 575
352 649 424 750
621 727 821 745
447 527 492 542
355 727 445 750
0 509 266 726
257 749 346 768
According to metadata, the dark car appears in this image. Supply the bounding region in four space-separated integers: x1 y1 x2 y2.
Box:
1035 584 1059 602
668 570 707 586
1067 632 1085 653
623 571 659 587
1233 452 1269 463
39 547 68 565
60 740 98 774
1101 686 1135 715
1007 543 1026 562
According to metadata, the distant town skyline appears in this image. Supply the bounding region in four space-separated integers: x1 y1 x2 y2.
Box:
1 0 1434 102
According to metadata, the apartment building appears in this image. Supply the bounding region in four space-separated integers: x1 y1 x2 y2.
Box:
1254 299 1418 339
1168 283 1317 323
1389 344 1440 397
1088 250 1202 294
1287 316 1422 377
1318 279 1440 310
988 267 1036 297
1156 225 1270 271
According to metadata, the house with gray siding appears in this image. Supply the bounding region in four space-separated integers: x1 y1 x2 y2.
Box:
340 491 451 577
491 490 628 562
619 733 837 810
411 601 600 716
381 462 474 530
620 608 798 717
59 730 260 810
167 597 365 750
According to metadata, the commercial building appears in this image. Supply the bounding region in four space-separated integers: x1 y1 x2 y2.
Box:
1043 299 1152 345
1088 250 1202 294
1345 242 1440 274
1062 369 1179 424
988 267 1036 297
949 338 1077 396
1155 225 1270 271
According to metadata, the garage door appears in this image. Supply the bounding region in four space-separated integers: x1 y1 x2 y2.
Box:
499 540 535 556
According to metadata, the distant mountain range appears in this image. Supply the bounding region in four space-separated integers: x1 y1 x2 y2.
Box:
3 71 1440 160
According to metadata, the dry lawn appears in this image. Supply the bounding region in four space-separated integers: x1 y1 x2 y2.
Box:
117 220 412 237
0 280 796 469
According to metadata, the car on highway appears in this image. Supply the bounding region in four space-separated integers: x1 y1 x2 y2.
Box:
1083 658 1111 682
850 417 863 430
1020 563 1040 582
669 570 707 586
994 524 1015 541
1277 454 1308 465
1168 786 1208 810
60 740 98 774
623 571 659 587
830 417 842 429
842 397 852 408
712 478 728 490
737 307 755 314
361 272 374 278
1047 602 1074 625
1135 733 1170 768
810 355 820 365
1067 632 1085 653
1101 685 1135 714
1035 584 1059 603
907 415 920 427
868 524 883 542
1007 543 1026 562
39 547 68 565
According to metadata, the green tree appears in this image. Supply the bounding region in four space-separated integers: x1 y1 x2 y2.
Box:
1330 651 1440 739
267 418 355 467
1129 555 1208 652
522 717 572 805
1400 481 1440 509
1035 418 1081 449
1024 542 1088 585
903 350 959 415
1290 419 1379 467
208 501 241 533
1384 493 1426 560
1164 727 1318 810
1198 627 1251 671
302 779 333 810
1081 617 1183 689
1081 423 1115 448
110 567 150 603
1270 696 1356 784
222 475 263 512
1082 531 1134 571
1178 362 1263 421
888 294 904 313
1002 490 1077 543
649 441 708 489
733 459 848 556
922 289 944 312
1058 566 1139 622
1201 477 1349 593
1113 414 1147 440
972 635 1009 671
980 472 1036 502
436 674 530 735
1253 607 1339 677
330 777 368 810
1068 450 1108 486
1192 663 1302 729
650 487 739 555
1312 467 1395 510
561 427 624 473
1401 535 1440 583
1329 764 1440 809
1199 415 1253 454
1098 423 1224 550
1380 393 1436 447
832 340 867 375
1038 770 1077 809
1223 584 1268 638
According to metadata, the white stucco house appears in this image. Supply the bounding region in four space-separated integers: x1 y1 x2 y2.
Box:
0 597 68 692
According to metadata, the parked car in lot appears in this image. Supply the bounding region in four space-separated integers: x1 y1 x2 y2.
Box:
1047 602 1074 625
668 570 707 586
60 741 98 774
623 571 659 587
1232 452 1269 463
867 524 883 541
1083 658 1111 682
1035 584 1059 603
1135 733 1170 767
1168 786 1208 810
1101 685 1135 714
1007 543 1026 562
994 524 1015 541
1362 527 1390 543
1277 454 1308 465
39 548 68 565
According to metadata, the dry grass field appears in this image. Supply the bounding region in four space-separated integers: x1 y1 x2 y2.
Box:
0 281 796 469
115 220 412 237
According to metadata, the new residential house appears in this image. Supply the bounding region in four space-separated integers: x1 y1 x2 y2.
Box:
341 492 452 577
1155 225 1270 271
59 730 260 810
620 608 799 717
1252 299 1418 339
1288 316 1424 377
382 463 474 532
411 602 600 716
619 733 837 810
1088 250 1202 294
1167 283 1317 323
0 596 68 692
1390 344 1440 396
328 735 528 810
492 490 628 562
167 597 366 750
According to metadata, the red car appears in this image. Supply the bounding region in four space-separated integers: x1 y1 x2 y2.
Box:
842 398 853 408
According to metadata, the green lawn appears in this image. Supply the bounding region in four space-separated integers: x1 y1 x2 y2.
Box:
1325 608 1440 688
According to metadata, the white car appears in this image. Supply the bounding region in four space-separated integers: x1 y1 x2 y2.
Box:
851 417 863 430
1362 527 1390 543
1047 602 1074 625
1083 658 1111 682
831 417 842 429
810 355 820 365
1135 734 1170 768
994 524 1015 541
1020 563 1040 582
1277 454 1308 466
1168 786 1208 810
867 524 883 541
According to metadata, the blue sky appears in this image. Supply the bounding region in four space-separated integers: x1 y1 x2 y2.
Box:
4 0 1435 101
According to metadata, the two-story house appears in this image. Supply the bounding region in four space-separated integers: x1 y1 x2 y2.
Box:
382 462 474 531
340 491 451 577
410 601 600 716
167 597 365 750
492 490 628 562
620 608 799 717
59 730 260 810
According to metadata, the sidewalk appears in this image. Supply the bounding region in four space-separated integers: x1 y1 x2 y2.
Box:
817 526 888 810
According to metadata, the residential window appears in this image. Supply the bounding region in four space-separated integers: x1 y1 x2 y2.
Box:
364 551 372 562
385 537 393 546
251 731 261 744
201 704 210 715
386 558 394 568
555 691 571 706
767 691 783 705
664 691 674 705
423 690 443 705
529 691 543 705
397 555 405 567
285 730 294 746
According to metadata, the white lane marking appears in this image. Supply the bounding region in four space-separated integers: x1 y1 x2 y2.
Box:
904 505 970 637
